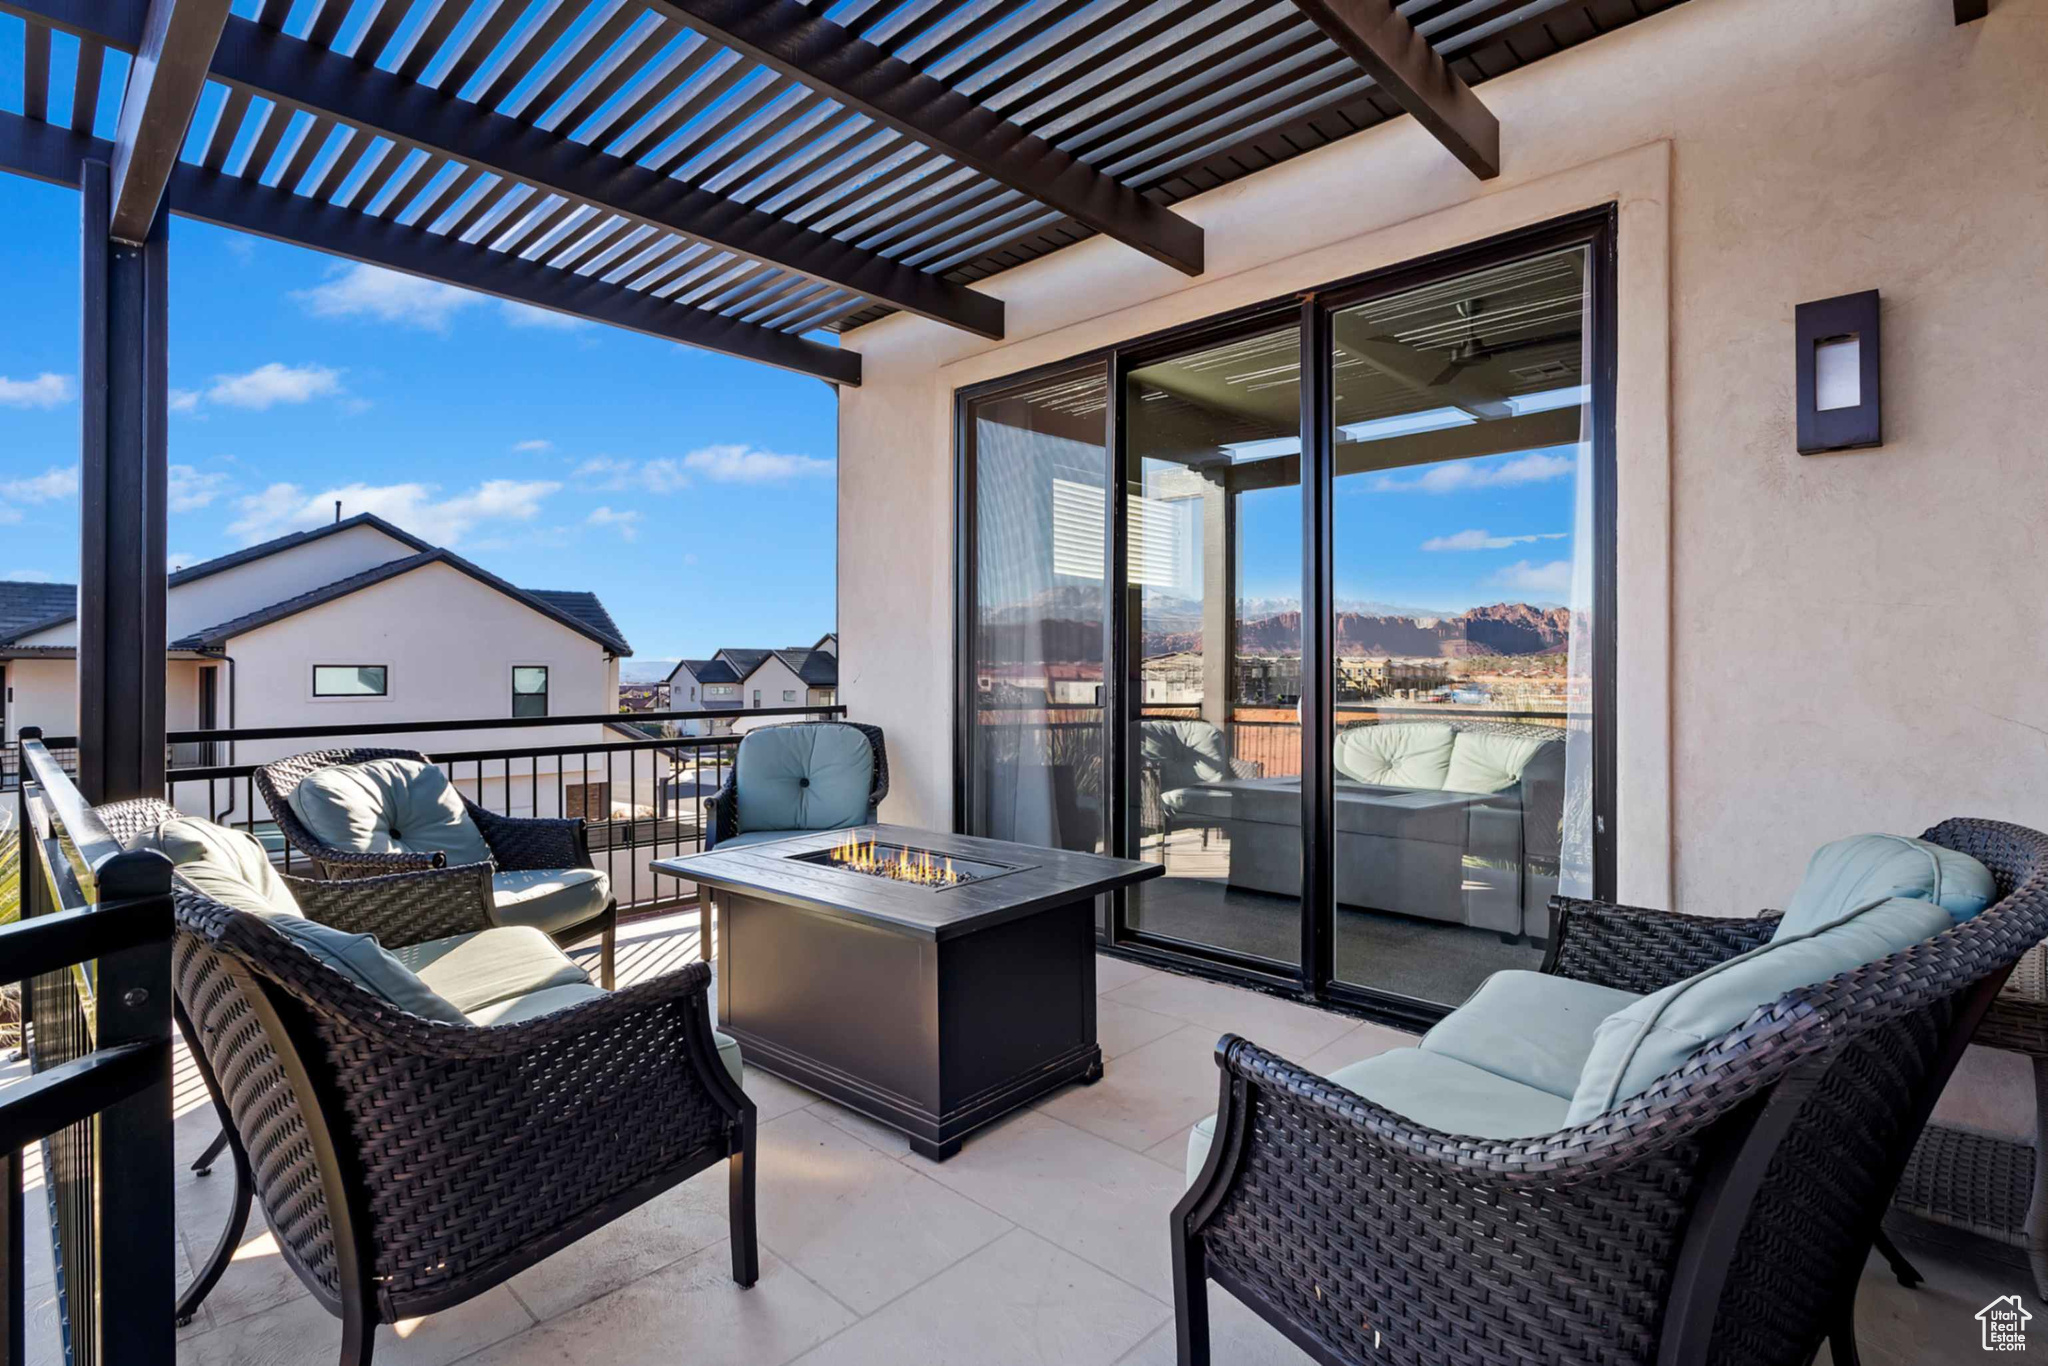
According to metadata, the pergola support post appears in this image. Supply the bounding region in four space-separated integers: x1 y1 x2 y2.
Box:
78 157 168 804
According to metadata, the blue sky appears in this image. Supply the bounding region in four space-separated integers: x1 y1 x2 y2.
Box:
0 173 838 670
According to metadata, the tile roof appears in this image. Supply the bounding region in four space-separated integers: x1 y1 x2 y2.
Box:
716 649 775 678
773 649 839 688
168 513 431 588
0 581 77 644
523 590 633 658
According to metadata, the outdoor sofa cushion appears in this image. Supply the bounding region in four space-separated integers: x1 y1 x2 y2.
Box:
1565 894 1955 1124
733 724 874 836
711 829 804 850
1144 719 1234 789
288 757 496 870
491 868 611 935
389 926 591 1012
1185 1047 1568 1185
1419 970 1642 1100
1333 723 1454 789
1443 728 1557 795
1777 832 1995 938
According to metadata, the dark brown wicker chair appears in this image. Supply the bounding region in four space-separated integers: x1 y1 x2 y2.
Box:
1173 816 2048 1366
97 798 754 1366
253 747 617 987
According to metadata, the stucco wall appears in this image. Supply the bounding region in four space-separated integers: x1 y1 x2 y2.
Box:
836 0 2048 1132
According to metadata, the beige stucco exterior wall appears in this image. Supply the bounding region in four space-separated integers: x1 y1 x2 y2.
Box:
837 0 2048 1131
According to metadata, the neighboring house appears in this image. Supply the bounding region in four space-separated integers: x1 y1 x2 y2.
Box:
666 633 837 736
0 516 671 885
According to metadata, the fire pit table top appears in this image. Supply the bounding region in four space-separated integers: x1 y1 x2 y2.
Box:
651 824 1163 941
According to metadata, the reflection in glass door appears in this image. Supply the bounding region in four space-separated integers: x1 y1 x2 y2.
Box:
1326 246 1599 1005
1123 327 1304 967
961 370 1111 875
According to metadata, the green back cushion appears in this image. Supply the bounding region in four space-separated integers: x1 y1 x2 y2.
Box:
1333 723 1454 789
260 917 469 1024
734 725 875 834
158 817 302 918
1565 895 1954 1125
1141 720 1232 788
1778 833 1995 938
1443 728 1555 794
288 758 495 868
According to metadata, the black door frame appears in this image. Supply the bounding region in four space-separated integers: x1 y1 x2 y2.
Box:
954 206 1620 1029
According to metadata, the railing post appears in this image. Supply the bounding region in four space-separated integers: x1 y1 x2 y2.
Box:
87 848 174 1366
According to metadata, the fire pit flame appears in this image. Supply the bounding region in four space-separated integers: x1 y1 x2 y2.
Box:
824 831 969 887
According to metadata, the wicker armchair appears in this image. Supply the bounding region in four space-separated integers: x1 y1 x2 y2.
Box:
98 797 754 1366
1173 816 2048 1366
254 747 616 986
703 720 889 850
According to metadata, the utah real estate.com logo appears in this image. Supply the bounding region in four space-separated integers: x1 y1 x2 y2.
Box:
1980 1294 2033 1352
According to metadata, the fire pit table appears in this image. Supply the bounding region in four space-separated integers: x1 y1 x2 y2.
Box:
651 824 1162 1159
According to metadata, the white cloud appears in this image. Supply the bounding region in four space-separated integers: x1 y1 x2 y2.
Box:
168 388 202 414
0 507 21 525
229 478 561 547
206 362 345 410
512 438 553 453
1 466 78 503
167 551 199 572
1374 450 1576 494
574 456 690 494
3 568 55 581
680 443 833 484
0 373 74 408
169 464 232 512
1420 528 1569 552
501 302 590 331
293 263 482 332
1488 559 1574 598
587 506 642 541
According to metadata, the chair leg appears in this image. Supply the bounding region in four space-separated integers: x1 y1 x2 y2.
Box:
600 907 617 991
1172 1230 1210 1366
176 1141 253 1326
729 1110 758 1287
191 1126 231 1176
1871 1227 1923 1289
1828 1309 1862 1366
339 1298 376 1366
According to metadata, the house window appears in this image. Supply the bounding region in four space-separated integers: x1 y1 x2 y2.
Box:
752 689 762 707
783 690 797 703
565 782 609 820
513 666 549 718
313 665 388 697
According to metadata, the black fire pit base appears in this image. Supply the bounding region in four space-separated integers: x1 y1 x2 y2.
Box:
651 825 1162 1160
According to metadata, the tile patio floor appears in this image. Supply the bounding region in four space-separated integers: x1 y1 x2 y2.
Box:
7 910 2026 1365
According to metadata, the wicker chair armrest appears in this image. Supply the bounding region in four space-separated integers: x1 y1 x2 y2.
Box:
307 847 444 879
1544 895 1782 994
1228 757 1265 780
282 864 497 947
704 771 738 849
468 802 591 872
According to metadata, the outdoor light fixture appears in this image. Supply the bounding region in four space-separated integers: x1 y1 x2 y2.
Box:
1795 290 1882 454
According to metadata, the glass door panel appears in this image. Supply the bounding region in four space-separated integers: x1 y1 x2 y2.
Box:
1326 246 1597 1004
963 370 1111 882
1124 326 1303 967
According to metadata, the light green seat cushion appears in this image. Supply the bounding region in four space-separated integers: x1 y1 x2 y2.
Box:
288 758 495 869
1778 833 1995 938
1333 723 1454 789
260 917 470 1024
1421 970 1643 1100
1186 1047 1568 1186
1565 895 1955 1125
391 926 591 1013
158 817 301 919
491 868 611 935
1443 728 1556 795
712 829 806 850
734 725 874 836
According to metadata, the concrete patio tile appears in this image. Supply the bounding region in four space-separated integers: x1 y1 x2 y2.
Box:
456 1247 853 1366
185 1228 314 1331
1116 1286 1313 1366
807 1098 914 1157
756 1108 1012 1313
786 1228 1169 1366
1096 998 1183 1061
1104 973 1356 1061
743 1066 819 1122
1094 954 1159 996
1141 1127 1197 1176
1038 1025 1231 1155
179 1285 532 1366
506 1165 731 1322
1819 1244 2030 1366
906 1110 1186 1301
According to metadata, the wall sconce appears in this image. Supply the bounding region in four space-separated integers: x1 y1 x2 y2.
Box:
1796 290 1882 454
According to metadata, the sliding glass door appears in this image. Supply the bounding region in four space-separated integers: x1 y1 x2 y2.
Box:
956 211 1614 1021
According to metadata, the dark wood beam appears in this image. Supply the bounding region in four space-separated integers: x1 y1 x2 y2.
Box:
0 112 861 385
1955 0 1989 21
0 0 1001 339
643 0 1206 276
1288 0 1500 180
107 0 232 243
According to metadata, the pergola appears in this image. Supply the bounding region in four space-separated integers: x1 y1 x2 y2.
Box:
0 0 1679 794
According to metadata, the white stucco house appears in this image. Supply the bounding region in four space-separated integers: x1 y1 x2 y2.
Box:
665 633 837 736
0 514 670 848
